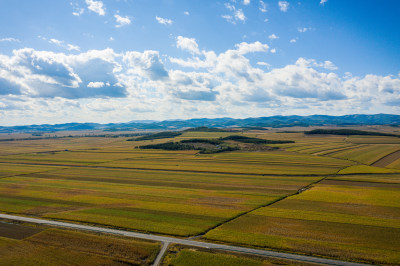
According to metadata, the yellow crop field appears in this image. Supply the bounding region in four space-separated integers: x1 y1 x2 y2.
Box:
328 144 400 165
1 129 400 264
0 227 159 265
204 178 400 264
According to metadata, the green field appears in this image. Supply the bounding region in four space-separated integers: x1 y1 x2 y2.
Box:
0 129 399 264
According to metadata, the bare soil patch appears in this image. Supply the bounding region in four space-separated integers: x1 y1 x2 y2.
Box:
372 150 400 167
0 221 43 240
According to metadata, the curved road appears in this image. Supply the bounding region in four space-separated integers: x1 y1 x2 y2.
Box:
0 213 369 266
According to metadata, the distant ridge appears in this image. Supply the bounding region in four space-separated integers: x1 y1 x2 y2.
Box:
1 114 399 133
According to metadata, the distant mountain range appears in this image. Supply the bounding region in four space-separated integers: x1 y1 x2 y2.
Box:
1 114 399 133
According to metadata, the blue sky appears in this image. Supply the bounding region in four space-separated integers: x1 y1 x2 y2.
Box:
0 0 399 126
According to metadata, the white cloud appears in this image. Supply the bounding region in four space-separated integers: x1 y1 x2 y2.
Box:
48 38 80 52
1 41 399 125
223 3 246 24
176 36 200 55
270 48 276 53
257 62 271 69
109 37 114 41
320 0 328 5
70 2 84 16
243 0 251 5
278 1 289 12
298 27 311 33
235 9 246 22
264 18 269 22
295 58 338 70
155 16 173 25
115 14 131 28
222 15 235 24
184 11 190 15
290 38 297 43
235 41 269 54
87 81 105 88
49 39 62 46
259 1 267 12
323 61 338 70
225 3 235 11
268 34 279 40
0 37 20 43
66 44 80 51
85 0 105 16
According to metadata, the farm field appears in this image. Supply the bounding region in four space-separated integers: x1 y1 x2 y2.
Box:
0 221 160 265
0 128 400 264
162 246 315 266
203 176 400 264
0 165 321 236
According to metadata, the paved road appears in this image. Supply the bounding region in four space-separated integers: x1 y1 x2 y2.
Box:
0 213 369 266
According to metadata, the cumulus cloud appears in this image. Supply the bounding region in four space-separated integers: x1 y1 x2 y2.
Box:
320 0 328 5
235 41 269 54
296 58 338 70
176 36 200 55
0 48 129 99
290 38 297 43
1 40 399 125
85 0 105 16
87 81 106 88
184 11 190 15
115 14 131 28
222 3 246 24
235 9 246 22
243 0 251 5
278 1 289 12
269 34 279 40
155 16 173 25
123 50 169 80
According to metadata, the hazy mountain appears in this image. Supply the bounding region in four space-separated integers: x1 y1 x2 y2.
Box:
0 114 399 133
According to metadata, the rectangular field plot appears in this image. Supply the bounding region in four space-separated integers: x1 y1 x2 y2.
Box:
0 167 321 236
203 179 400 264
0 227 159 265
328 144 400 165
331 173 400 183
0 137 125 156
98 150 354 175
163 246 313 266
0 163 63 178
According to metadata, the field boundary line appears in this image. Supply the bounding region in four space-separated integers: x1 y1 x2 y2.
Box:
0 166 71 180
193 174 331 239
0 161 359 177
0 213 369 266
